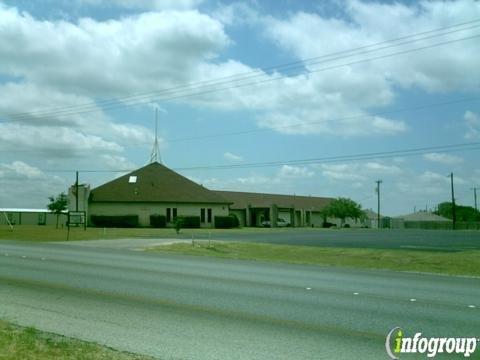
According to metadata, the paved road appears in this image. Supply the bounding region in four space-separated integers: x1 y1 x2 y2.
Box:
0 241 479 359
194 229 480 251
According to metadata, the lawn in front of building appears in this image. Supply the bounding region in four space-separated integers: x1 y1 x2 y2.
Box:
147 241 480 277
0 224 288 242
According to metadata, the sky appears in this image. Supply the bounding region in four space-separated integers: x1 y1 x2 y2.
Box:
0 0 479 216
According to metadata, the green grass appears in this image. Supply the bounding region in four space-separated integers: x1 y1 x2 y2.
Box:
148 241 480 277
0 225 276 242
0 320 152 360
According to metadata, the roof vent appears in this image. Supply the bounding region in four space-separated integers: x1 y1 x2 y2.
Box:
129 176 137 184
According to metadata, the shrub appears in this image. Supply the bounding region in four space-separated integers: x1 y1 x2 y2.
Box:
150 214 166 228
90 215 139 228
175 215 200 228
214 215 240 228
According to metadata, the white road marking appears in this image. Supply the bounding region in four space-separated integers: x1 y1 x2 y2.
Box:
468 305 476 308
410 298 417 302
306 287 312 290
353 292 359 295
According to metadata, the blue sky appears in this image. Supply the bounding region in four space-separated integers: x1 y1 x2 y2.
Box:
0 0 479 215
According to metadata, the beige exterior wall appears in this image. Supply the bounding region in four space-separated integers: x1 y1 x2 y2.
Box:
89 202 229 228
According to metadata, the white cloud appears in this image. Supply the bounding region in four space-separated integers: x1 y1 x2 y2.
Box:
264 1 480 93
0 122 123 158
76 0 203 10
464 111 480 139
278 165 314 178
0 161 68 208
223 151 243 162
256 1 480 136
423 152 464 165
0 161 45 180
212 2 259 26
0 6 229 97
320 162 402 182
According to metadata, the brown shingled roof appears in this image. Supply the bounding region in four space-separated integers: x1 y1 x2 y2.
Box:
213 190 333 211
90 162 230 204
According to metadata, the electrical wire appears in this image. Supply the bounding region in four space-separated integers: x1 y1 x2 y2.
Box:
35 141 480 173
1 19 479 122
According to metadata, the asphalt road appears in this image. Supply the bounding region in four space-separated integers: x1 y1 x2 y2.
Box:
194 229 480 251
0 241 479 359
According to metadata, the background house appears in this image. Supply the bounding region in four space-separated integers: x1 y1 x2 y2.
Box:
214 190 333 227
391 211 452 229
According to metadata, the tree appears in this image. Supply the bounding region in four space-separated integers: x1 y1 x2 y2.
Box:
435 202 480 222
47 192 68 229
322 197 364 227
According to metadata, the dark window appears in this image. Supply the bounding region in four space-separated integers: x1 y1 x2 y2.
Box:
207 208 212 223
173 208 177 220
201 208 205 222
166 208 171 222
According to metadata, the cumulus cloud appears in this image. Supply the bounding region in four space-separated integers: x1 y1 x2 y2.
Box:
279 165 314 178
423 152 464 165
76 0 203 10
0 161 45 180
0 161 68 208
257 0 480 135
0 5 229 97
464 111 480 139
320 162 402 183
223 151 243 162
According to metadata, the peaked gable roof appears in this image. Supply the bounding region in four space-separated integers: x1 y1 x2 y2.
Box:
90 162 229 204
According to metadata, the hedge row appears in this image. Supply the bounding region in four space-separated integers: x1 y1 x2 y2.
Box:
90 215 139 228
214 215 240 229
176 216 200 228
150 214 166 228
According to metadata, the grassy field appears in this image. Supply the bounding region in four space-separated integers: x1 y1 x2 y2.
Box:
148 241 480 277
0 224 264 242
0 320 152 360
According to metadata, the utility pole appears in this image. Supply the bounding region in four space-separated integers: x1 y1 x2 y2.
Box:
375 180 382 229
450 173 456 230
75 171 79 212
471 187 478 212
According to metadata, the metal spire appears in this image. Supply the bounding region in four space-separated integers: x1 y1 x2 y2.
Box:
149 108 162 164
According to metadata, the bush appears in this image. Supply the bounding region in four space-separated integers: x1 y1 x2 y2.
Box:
175 215 200 228
90 215 139 228
214 215 240 228
150 214 166 228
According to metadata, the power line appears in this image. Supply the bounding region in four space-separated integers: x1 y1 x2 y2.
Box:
1 20 480 122
1 95 478 154
35 141 480 173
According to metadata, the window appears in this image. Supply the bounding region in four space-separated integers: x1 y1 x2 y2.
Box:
207 208 212 223
173 208 177 220
166 208 171 222
128 176 137 183
201 208 205 223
